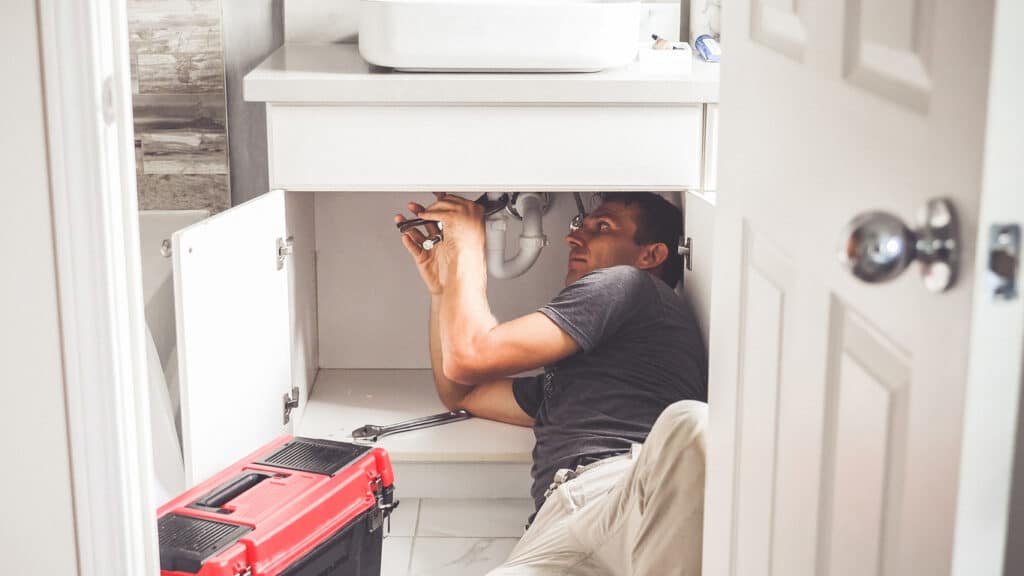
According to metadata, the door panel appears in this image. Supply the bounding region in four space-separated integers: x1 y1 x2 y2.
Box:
751 0 807 60
844 0 933 111
821 305 910 576
172 190 292 486
733 268 785 576
733 227 797 576
705 0 993 574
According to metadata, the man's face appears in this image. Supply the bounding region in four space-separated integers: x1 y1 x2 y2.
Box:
564 201 647 286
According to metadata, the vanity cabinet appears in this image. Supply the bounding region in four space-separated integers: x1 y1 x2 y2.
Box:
171 43 719 493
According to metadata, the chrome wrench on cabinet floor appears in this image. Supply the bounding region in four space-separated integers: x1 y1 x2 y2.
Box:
350 409 472 442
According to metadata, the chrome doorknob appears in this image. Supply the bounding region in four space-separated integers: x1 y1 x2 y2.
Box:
839 198 958 292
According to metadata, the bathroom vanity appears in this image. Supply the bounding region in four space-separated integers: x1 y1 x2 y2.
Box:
170 41 719 497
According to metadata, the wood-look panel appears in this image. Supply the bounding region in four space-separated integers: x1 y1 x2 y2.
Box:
133 94 227 133
136 174 230 213
129 3 222 54
129 0 230 212
820 301 910 576
733 226 795 576
138 52 226 94
843 0 933 112
141 132 228 175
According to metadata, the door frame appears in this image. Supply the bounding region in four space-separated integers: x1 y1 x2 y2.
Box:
951 0 1024 572
47 0 1021 574
38 0 158 573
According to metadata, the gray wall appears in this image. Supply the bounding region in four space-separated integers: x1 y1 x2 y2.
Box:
222 0 284 205
315 193 584 368
0 1 81 573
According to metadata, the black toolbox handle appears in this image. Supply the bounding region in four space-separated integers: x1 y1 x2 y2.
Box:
191 472 273 512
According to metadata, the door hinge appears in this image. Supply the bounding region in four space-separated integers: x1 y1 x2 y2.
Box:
282 386 299 425
276 236 294 271
989 224 1020 301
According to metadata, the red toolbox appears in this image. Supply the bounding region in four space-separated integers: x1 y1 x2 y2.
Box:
157 436 396 576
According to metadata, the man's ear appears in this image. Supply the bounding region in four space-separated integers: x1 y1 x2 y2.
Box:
636 243 669 271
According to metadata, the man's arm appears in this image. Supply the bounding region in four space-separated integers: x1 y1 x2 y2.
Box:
429 294 469 410
420 194 579 392
430 295 535 427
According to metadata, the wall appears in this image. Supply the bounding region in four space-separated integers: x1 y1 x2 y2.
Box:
316 193 581 368
0 1 80 573
222 0 283 205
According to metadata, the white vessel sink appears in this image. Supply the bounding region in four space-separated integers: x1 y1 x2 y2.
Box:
358 0 641 72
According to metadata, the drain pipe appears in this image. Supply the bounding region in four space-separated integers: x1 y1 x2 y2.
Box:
486 193 548 279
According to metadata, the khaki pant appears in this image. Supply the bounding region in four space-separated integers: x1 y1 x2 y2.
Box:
488 400 707 576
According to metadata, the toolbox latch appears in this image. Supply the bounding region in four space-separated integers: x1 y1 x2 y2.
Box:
370 476 399 536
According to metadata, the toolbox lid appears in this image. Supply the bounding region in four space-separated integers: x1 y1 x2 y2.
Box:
254 437 371 476
158 513 251 574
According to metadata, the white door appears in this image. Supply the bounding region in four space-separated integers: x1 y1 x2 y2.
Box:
704 1 995 575
173 190 294 486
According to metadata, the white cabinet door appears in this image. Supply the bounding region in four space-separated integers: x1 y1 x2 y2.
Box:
172 190 293 486
704 1 994 575
683 191 715 348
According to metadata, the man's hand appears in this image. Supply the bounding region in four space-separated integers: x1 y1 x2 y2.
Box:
417 194 487 261
395 199 445 295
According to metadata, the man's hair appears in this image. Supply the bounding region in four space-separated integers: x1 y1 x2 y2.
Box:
598 192 683 289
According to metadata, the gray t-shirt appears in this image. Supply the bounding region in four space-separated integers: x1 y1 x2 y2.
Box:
513 265 707 512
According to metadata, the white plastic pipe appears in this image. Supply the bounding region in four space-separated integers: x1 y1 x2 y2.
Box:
486 193 547 279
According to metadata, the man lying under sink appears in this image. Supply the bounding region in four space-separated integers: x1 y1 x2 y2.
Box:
396 192 708 575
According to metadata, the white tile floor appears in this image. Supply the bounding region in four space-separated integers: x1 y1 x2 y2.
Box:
382 498 535 576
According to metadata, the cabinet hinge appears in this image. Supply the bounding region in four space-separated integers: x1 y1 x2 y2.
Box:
282 386 299 425
678 237 693 271
276 236 294 271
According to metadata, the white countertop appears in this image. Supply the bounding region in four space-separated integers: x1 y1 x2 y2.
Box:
297 369 535 462
244 43 720 105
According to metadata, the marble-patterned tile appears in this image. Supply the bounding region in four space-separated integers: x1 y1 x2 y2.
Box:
388 497 420 538
138 52 226 94
409 538 518 576
417 499 532 538
382 537 413 576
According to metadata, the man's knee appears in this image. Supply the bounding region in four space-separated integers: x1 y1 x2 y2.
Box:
661 399 708 427
645 400 707 460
